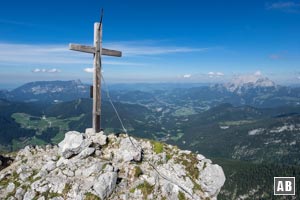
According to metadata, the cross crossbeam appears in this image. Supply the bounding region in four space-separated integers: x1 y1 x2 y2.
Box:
69 19 122 133
69 44 122 57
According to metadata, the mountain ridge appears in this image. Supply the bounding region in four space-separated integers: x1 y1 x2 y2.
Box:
0 130 225 200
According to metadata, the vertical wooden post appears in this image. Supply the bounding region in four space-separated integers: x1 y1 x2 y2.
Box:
69 15 121 133
93 23 102 133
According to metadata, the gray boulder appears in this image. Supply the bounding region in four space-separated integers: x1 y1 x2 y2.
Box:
117 137 142 162
58 131 91 158
76 147 95 159
85 129 107 146
199 164 226 198
42 161 56 172
15 187 25 200
23 190 36 200
6 182 15 193
93 172 117 199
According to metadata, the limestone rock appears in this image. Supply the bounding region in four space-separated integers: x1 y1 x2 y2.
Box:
196 154 205 161
93 172 118 199
19 171 33 181
23 190 36 200
0 130 225 200
116 136 142 162
75 161 103 177
42 161 56 172
199 163 226 198
15 187 25 200
85 129 107 146
58 131 91 158
6 182 15 193
76 147 95 159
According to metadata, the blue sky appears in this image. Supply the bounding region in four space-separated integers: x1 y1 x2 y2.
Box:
0 0 300 88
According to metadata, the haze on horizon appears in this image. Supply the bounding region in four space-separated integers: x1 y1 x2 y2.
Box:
0 0 299 88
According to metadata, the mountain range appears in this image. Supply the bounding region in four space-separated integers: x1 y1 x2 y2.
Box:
1 74 299 109
0 74 299 199
0 80 89 103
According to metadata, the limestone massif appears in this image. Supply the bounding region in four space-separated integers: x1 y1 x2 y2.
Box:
0 130 225 200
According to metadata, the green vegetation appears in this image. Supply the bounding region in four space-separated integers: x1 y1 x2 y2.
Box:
191 178 202 192
1 84 300 200
152 141 164 154
136 181 154 199
50 132 66 144
182 104 300 165
30 136 47 146
48 192 61 198
170 132 184 142
129 187 135 193
172 107 197 117
166 153 172 162
178 191 186 200
0 171 21 199
176 153 199 179
219 120 256 126
28 170 40 183
62 183 72 197
213 158 300 200
202 162 207 170
84 192 101 200
12 113 84 143
134 166 143 178
9 112 85 149
0 176 10 187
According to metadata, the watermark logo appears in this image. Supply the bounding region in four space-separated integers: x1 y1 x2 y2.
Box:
274 177 295 195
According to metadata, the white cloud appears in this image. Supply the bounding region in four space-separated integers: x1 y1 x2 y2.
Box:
104 40 210 57
254 70 262 76
32 68 41 73
84 68 94 73
267 1 300 9
47 68 61 73
183 74 192 78
207 71 224 78
0 41 208 67
31 68 61 73
0 43 145 66
266 1 300 12
230 71 275 86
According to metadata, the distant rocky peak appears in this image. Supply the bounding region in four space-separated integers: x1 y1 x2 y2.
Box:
224 72 276 93
71 79 83 85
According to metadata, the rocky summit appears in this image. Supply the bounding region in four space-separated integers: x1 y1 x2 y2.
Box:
0 129 225 200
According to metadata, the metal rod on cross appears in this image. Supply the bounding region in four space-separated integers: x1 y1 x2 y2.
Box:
69 10 122 133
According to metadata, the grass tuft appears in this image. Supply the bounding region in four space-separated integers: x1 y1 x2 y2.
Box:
152 141 164 154
84 192 101 200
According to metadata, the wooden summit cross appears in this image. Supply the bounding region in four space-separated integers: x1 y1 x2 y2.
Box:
69 10 122 133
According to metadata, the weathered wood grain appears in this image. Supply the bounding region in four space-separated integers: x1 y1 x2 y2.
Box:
69 20 122 133
102 48 122 57
69 44 95 54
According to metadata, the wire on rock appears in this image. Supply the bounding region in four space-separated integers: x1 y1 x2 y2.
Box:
101 74 195 198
